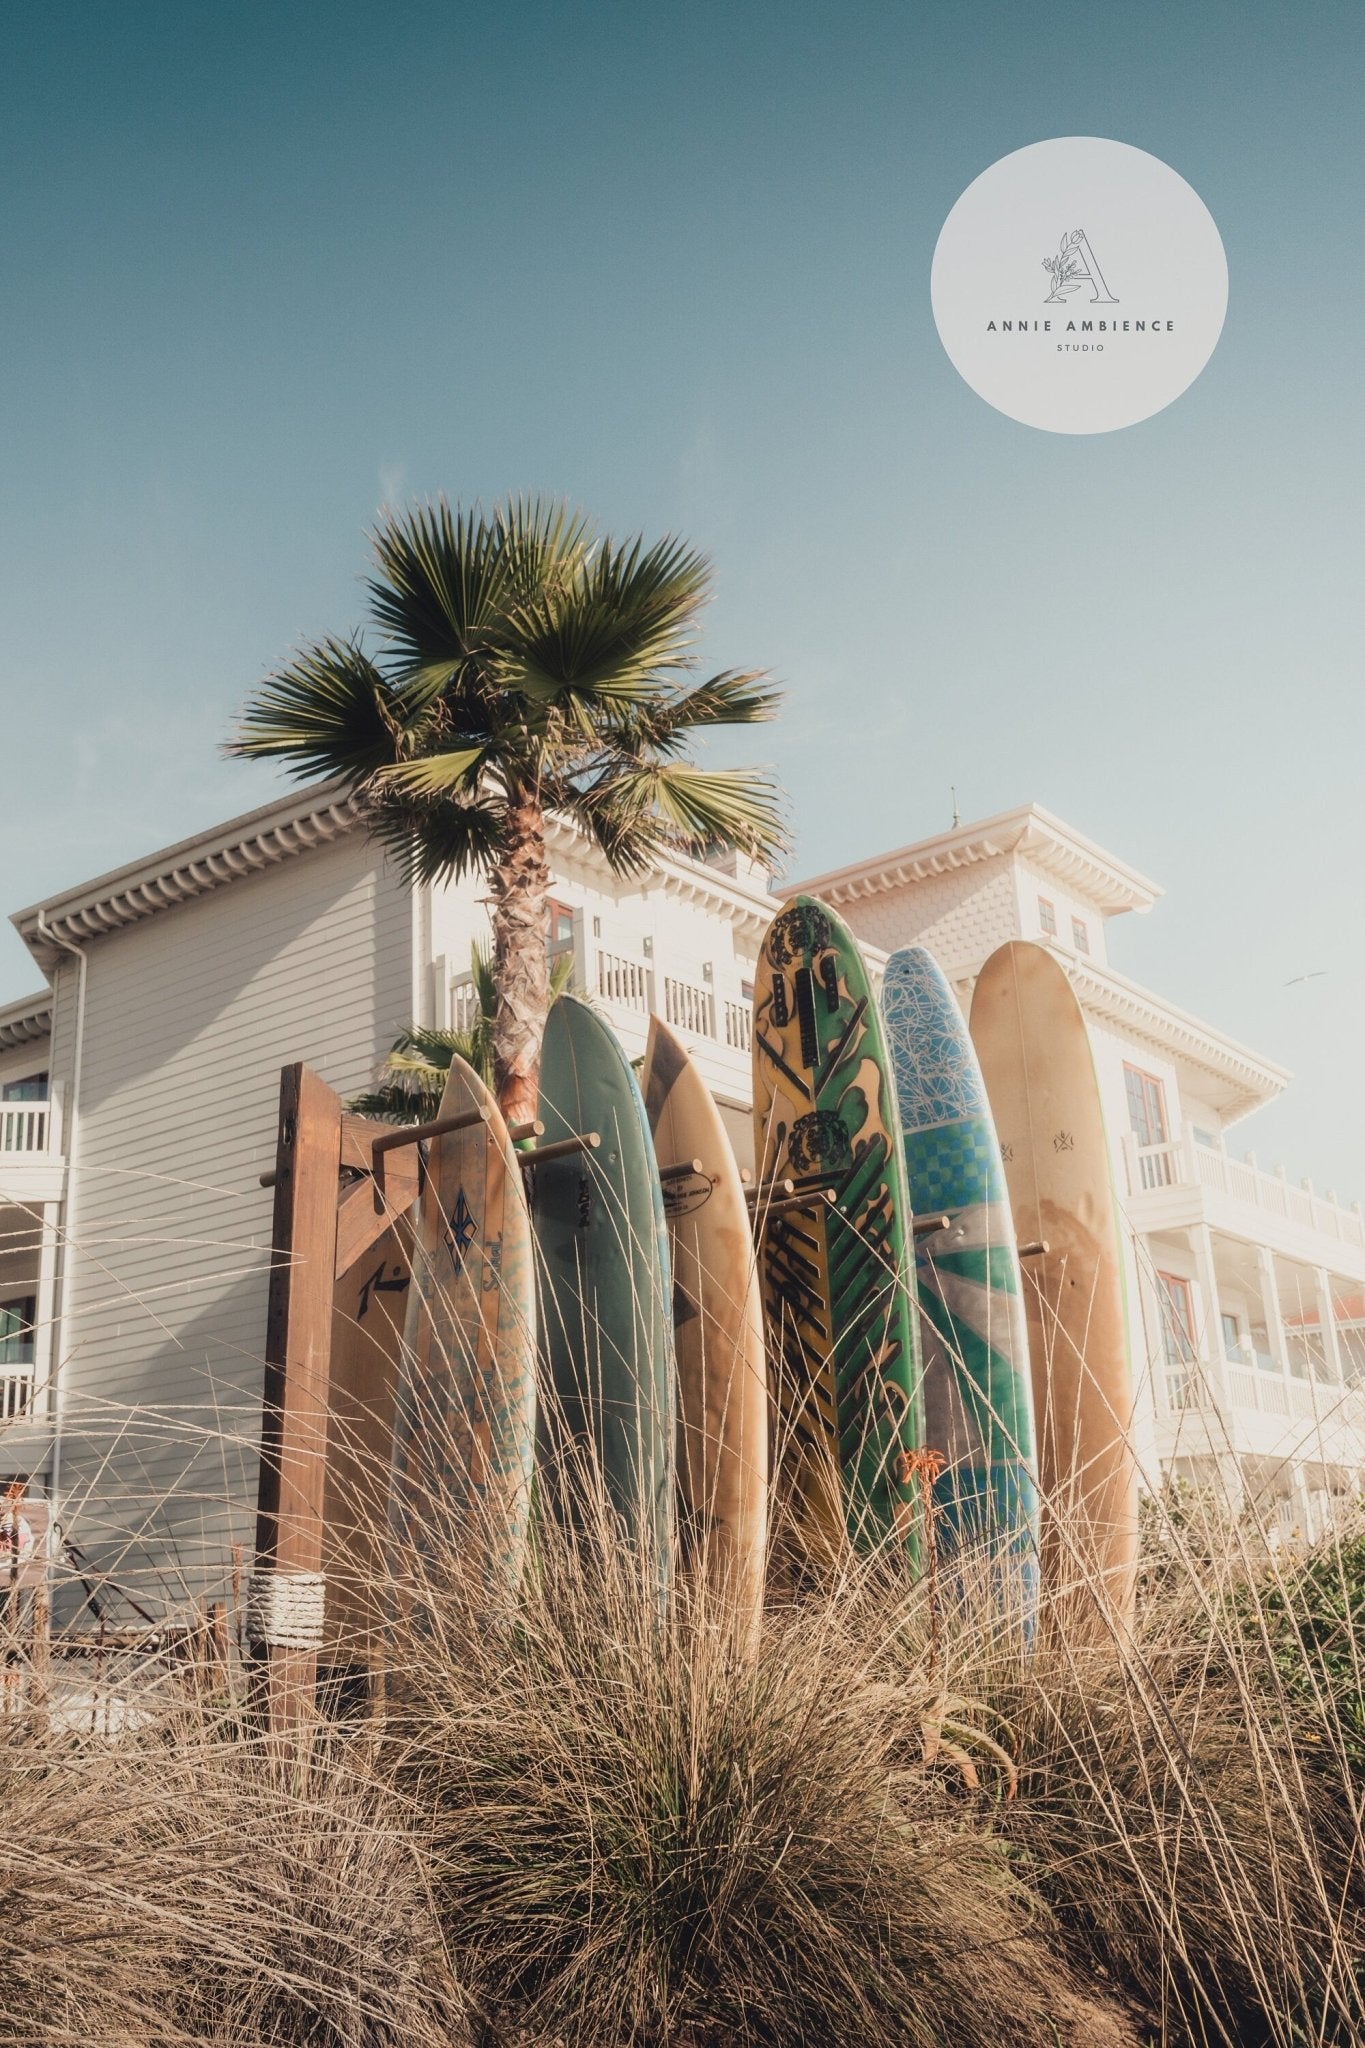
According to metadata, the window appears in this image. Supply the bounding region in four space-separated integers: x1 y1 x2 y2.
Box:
740 978 755 1003
1157 1274 1196 1367
1192 1127 1221 1151
1156 1272 1199 1409
1220 1311 1246 1365
0 1297 35 1368
1071 917 1089 953
1124 1063 1169 1149
1 1074 47 1102
545 899 575 955
1037 896 1057 936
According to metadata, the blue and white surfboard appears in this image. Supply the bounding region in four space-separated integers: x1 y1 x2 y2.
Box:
881 945 1040 1589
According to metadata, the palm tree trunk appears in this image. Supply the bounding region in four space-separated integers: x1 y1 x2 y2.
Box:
488 793 551 1129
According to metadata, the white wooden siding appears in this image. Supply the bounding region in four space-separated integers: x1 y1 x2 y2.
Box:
53 833 411 1619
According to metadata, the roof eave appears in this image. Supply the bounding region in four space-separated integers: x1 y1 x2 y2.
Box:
793 802 1162 918
12 780 363 969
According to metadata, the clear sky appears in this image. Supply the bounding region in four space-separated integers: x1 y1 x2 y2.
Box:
1 2 1362 1195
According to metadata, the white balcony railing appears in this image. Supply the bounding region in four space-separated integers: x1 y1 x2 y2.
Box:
723 999 752 1052
1 1102 49 1154
595 949 651 1012
1164 1345 1365 1444
1125 1133 1365 1252
0 1367 34 1421
663 976 714 1040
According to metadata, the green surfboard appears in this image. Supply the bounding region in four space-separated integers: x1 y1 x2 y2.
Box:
530 996 675 1573
752 896 923 1564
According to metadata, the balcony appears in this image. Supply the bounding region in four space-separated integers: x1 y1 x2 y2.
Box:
591 937 751 1086
0 1097 63 1206
1122 1130 1365 1273
1 1100 51 1154
1 1362 35 1422
1155 1336 1365 1467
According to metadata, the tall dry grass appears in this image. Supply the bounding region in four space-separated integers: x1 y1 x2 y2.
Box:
5 1373 1365 2046
3 1465 1365 2046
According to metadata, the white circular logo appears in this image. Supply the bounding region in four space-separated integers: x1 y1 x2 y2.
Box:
931 137 1227 435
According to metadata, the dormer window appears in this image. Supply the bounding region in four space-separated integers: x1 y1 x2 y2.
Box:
1071 917 1090 954
1037 897 1057 937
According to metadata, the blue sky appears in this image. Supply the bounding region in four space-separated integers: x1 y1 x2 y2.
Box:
1 1 1362 1194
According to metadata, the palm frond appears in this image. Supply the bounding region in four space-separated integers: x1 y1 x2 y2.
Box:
227 638 402 781
367 790 508 885
575 760 788 872
368 498 595 706
374 748 487 798
604 669 783 757
495 532 712 708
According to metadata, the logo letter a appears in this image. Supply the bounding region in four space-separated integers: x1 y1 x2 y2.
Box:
1043 229 1118 305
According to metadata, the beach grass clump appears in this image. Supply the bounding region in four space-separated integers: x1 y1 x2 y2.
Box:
993 1508 1365 2048
384 1493 1141 2048
0 1710 466 2048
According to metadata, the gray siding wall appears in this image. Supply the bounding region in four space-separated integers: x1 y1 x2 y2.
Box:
53 832 412 1621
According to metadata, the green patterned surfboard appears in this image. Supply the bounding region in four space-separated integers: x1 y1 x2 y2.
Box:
752 896 923 1563
881 945 1040 1603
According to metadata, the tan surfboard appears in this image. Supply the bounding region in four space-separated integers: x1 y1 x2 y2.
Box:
642 1016 768 1639
392 1055 537 1599
969 940 1138 1629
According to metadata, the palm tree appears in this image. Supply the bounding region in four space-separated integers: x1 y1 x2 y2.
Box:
348 945 575 1124
231 498 785 1126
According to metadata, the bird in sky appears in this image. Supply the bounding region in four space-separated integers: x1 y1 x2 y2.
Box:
1283 970 1328 987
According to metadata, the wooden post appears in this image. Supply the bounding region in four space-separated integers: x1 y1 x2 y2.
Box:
250 1063 342 1733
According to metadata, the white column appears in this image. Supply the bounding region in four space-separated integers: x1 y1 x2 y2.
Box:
1129 1233 1171 1413
32 1198 60 1420
1314 1267 1344 1384
1257 1246 1291 1379
1191 1224 1231 1410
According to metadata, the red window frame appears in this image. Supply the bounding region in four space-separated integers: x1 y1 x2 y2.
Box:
1037 896 1057 936
1156 1271 1196 1367
545 898 575 951
1124 1062 1168 1149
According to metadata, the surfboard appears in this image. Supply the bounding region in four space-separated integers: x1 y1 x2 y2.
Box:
752 895 923 1564
642 1014 767 1636
881 945 1040 1594
969 939 1138 1625
390 1054 538 1597
323 1209 413 1671
531 995 675 1572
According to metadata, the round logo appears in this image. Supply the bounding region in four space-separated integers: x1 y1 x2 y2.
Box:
931 137 1227 434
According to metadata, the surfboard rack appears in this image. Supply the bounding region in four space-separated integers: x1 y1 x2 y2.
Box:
912 1213 953 1237
756 1187 836 1223
508 1119 546 1143
659 1157 705 1181
1018 1239 1050 1259
744 1177 794 1206
372 1105 491 1193
518 1131 601 1168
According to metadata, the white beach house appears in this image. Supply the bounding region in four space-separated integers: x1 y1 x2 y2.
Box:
2 790 1360 1617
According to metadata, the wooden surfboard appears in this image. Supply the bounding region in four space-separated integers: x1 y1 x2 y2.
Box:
531 995 675 1574
752 895 923 1565
969 940 1138 1626
642 1015 767 1636
881 945 1040 1597
390 1055 538 1597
